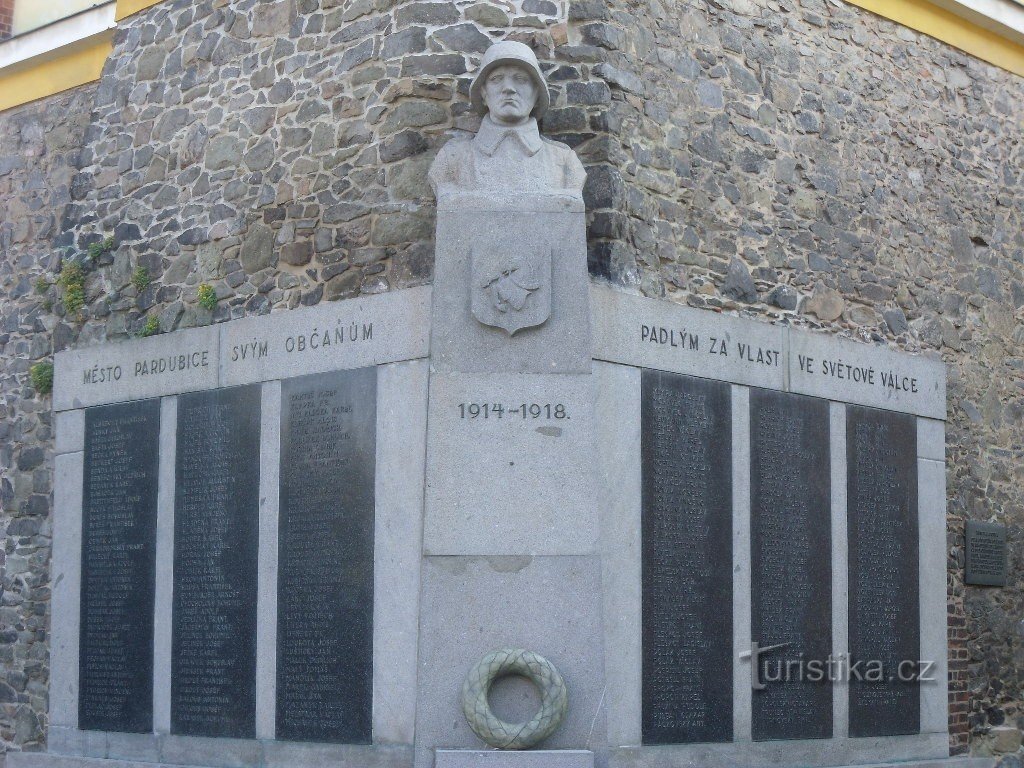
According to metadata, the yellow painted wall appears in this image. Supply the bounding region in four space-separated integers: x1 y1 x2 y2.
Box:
845 0 1024 77
114 0 164 21
0 32 112 112
11 0 103 36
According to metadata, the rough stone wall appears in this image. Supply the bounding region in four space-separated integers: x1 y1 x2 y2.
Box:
59 0 608 343
0 84 97 753
0 0 1022 758
585 0 1023 755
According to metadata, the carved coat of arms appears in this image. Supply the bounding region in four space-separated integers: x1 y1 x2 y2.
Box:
470 245 552 336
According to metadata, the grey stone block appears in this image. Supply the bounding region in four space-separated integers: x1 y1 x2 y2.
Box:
731 385 752 742
591 286 785 391
7 756 154 768
608 731 950 768
154 397 177 735
219 286 430 387
917 418 945 460
788 330 946 420
423 373 599 556
374 360 430 745
55 409 85 454
6 748 422 768
435 750 595 768
593 362 641 747
431 206 591 374
104 733 160 763
256 381 282 739
415 556 606 768
47 727 106 758
262 741 414 768
919 458 950 735
53 325 219 411
829 402 850 739
158 735 259 768
50 452 83 729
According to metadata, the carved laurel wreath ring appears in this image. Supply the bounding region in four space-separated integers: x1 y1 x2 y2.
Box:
461 648 568 750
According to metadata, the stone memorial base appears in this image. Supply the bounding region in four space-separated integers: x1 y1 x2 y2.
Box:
7 750 992 768
606 754 991 768
434 750 594 768
39 281 951 768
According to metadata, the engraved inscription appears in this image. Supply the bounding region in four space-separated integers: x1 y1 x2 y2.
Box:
796 353 920 394
277 370 376 743
79 400 160 732
847 406 919 737
750 389 831 741
639 325 782 371
641 370 733 744
171 387 260 738
966 521 1008 587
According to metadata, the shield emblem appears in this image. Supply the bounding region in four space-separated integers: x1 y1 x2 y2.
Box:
470 244 552 336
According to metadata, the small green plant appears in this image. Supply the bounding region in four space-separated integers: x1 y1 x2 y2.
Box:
131 266 151 291
197 283 218 311
87 236 116 262
138 316 160 338
58 262 86 315
30 362 54 395
34 278 49 294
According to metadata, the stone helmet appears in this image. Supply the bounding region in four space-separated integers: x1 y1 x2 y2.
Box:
469 40 550 119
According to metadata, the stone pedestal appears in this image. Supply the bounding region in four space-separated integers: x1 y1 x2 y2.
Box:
415 192 604 767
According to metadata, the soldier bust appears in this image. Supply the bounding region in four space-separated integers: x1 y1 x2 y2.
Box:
428 41 586 201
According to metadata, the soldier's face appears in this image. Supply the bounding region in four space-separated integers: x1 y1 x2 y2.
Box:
483 64 538 126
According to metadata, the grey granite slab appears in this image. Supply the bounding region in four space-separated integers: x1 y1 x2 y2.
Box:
731 386 752 743
55 409 84 454
431 209 591 374
414 555 606 768
423 373 599 555
219 286 430 387
829 403 850 740
158 735 259 768
102 733 160 764
46 727 107 758
435 750 595 768
8 747 990 768
373 360 429 745
593 362 642 748
50 452 83 729
788 330 945 419
153 397 176 735
53 326 219 411
608 731 950 768
917 418 945 461
590 286 785 391
919 457 950 734
262 742 413 768
9 745 418 768
256 382 281 740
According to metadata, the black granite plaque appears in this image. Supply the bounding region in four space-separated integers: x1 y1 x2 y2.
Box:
847 405 920 737
79 399 160 732
750 389 832 741
641 370 733 744
966 521 1008 587
276 369 376 743
171 386 261 738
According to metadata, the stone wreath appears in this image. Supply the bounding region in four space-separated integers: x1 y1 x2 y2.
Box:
461 647 568 750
